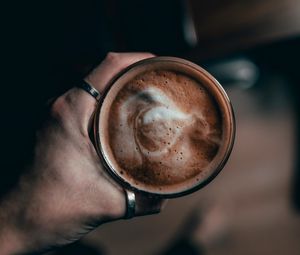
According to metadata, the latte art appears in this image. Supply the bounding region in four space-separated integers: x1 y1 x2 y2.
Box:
105 70 223 190
119 87 191 160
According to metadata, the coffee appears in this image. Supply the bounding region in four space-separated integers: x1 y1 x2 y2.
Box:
94 57 234 197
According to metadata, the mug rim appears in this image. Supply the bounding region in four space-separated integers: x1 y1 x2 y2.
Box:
93 56 236 198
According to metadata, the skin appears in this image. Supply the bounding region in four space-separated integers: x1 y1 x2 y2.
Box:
0 52 165 255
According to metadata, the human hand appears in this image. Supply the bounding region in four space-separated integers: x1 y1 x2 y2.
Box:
0 52 166 255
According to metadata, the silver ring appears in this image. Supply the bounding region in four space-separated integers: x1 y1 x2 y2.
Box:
79 80 101 101
124 189 136 219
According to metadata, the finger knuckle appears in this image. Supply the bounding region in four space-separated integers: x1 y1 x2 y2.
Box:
105 52 120 62
49 95 69 121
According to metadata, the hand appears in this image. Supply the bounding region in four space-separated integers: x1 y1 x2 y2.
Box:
0 52 165 255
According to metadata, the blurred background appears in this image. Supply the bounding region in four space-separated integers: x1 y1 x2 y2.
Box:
1 0 300 254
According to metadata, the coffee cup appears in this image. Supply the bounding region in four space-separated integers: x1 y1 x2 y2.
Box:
93 57 235 198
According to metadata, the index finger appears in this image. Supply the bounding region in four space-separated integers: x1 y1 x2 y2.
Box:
85 52 155 94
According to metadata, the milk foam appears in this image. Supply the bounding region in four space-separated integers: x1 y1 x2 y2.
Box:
105 70 223 190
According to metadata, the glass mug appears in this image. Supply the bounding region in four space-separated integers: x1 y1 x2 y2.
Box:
92 57 235 198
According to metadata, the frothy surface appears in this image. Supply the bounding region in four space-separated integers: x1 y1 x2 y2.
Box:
102 70 222 192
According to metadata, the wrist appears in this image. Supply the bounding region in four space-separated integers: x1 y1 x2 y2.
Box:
0 191 30 255
0 224 27 255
